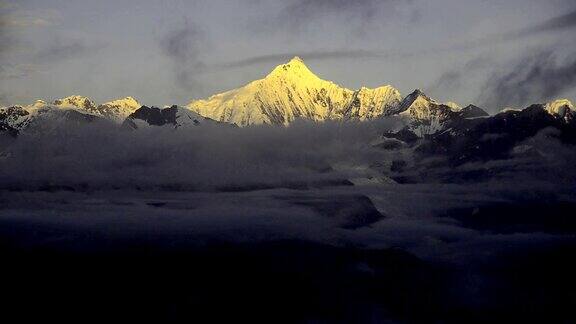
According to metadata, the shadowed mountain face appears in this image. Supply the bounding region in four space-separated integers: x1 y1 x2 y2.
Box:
0 106 28 136
123 105 231 130
421 103 576 162
379 102 576 184
124 105 180 127
458 104 490 118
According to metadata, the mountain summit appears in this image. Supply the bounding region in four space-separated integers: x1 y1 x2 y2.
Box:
53 96 97 112
266 56 316 80
51 95 141 123
187 57 401 126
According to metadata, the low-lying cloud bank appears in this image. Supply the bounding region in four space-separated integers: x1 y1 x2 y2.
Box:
2 112 576 191
1 113 576 322
1 114 575 242
0 118 401 190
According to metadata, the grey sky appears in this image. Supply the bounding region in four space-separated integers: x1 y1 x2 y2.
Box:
1 0 575 111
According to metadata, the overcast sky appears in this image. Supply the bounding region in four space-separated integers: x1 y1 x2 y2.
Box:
1 0 575 111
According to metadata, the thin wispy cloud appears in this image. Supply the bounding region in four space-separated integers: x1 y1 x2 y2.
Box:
478 48 576 109
0 8 61 28
211 50 397 71
33 38 99 64
219 6 576 75
510 9 576 39
281 0 387 22
159 21 209 91
426 57 492 102
256 0 414 35
460 8 576 49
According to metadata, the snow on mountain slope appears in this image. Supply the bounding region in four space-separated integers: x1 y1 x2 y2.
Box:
396 89 435 115
22 106 103 135
1 99 106 136
187 57 401 126
1 100 52 133
187 57 351 126
545 99 574 122
458 104 489 119
172 106 223 128
53 96 98 113
343 86 402 120
27 100 49 111
397 90 457 136
0 105 30 132
444 101 462 112
97 97 142 123
53 96 141 123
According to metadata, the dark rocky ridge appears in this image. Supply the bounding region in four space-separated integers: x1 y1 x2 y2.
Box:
122 105 180 128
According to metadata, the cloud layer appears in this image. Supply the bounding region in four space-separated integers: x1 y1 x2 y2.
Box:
479 49 576 109
160 21 209 90
0 118 399 190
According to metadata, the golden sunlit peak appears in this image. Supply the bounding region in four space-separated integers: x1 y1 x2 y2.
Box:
264 56 317 82
281 55 308 70
289 56 305 64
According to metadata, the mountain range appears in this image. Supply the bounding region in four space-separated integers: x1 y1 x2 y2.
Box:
1 57 574 139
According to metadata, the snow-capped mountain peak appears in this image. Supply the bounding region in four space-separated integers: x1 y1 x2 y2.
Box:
0 98 105 136
187 57 401 126
265 56 319 81
545 99 574 114
444 101 462 112
53 95 97 112
396 89 438 116
397 89 460 136
97 97 142 123
52 96 142 123
544 99 574 123
27 100 48 111
459 104 489 118
400 89 435 108
102 96 140 108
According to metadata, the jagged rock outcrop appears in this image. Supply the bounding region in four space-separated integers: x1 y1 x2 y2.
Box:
123 105 222 129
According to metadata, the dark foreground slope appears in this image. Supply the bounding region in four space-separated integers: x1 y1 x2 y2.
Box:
1 188 575 324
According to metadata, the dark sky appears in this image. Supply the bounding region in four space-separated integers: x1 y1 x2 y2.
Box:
1 0 575 111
